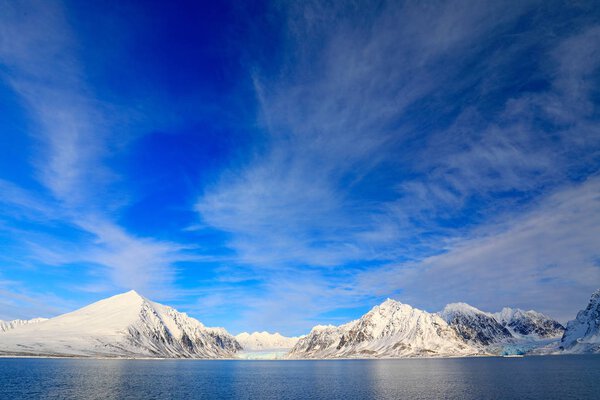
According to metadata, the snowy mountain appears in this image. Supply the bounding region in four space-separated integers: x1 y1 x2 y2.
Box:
439 303 512 347
288 299 479 358
493 308 564 339
235 331 299 351
0 290 241 358
560 289 600 353
439 303 564 355
0 318 47 333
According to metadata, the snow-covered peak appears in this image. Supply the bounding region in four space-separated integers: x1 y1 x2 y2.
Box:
441 302 489 318
494 307 518 323
235 331 300 350
0 291 240 358
44 290 155 334
101 290 146 307
493 307 564 339
310 324 339 333
358 299 438 340
122 289 144 299
493 307 540 323
439 302 512 347
372 298 420 315
377 298 402 309
289 298 479 358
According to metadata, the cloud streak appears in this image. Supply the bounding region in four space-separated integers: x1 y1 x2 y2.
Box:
1 1 599 335
194 0 600 332
356 176 600 323
0 0 187 298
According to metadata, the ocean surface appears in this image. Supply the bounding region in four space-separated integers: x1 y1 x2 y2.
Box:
1 355 599 399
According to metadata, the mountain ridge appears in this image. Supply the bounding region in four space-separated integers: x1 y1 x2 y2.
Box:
0 290 240 358
2 289 597 358
288 299 480 358
439 302 513 347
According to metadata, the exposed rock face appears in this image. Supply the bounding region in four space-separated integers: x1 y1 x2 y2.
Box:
440 303 512 347
0 290 241 358
560 289 600 353
288 299 479 358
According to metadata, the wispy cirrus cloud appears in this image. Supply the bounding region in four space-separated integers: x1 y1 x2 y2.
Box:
0 0 112 204
1 0 599 335
197 0 597 268
0 0 187 300
194 0 600 332
0 277 77 320
202 176 600 334
355 176 600 323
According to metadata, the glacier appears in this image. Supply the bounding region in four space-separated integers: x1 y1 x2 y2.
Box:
235 331 300 359
235 331 300 351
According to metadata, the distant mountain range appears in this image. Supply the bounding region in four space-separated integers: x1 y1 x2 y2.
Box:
235 331 300 351
0 318 48 333
289 300 479 358
1 289 598 358
288 300 566 358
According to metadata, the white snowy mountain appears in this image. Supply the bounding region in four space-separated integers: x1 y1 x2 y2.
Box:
439 303 513 347
0 318 47 333
560 289 600 353
439 303 564 355
0 292 585 359
493 308 564 339
0 290 241 358
288 299 479 358
235 331 300 351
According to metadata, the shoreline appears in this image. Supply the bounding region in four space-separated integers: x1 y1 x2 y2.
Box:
0 353 581 361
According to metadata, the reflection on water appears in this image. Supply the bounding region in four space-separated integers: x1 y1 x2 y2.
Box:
1 356 599 399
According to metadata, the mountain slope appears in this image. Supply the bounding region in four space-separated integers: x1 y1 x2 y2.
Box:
289 299 479 358
439 303 512 347
560 289 600 353
493 308 564 339
235 331 299 351
0 318 47 333
0 290 241 358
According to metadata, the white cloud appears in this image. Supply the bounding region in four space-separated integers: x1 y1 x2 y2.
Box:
1 1 599 332
0 1 113 204
355 177 600 322
0 278 76 320
203 177 600 334
193 1 600 332
0 1 186 297
196 1 600 267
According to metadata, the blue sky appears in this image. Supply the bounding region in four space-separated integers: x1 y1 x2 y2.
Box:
1 0 599 336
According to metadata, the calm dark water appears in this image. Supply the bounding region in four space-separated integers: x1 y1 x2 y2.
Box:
0 356 599 399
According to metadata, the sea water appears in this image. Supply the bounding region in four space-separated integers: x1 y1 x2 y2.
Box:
0 355 598 399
